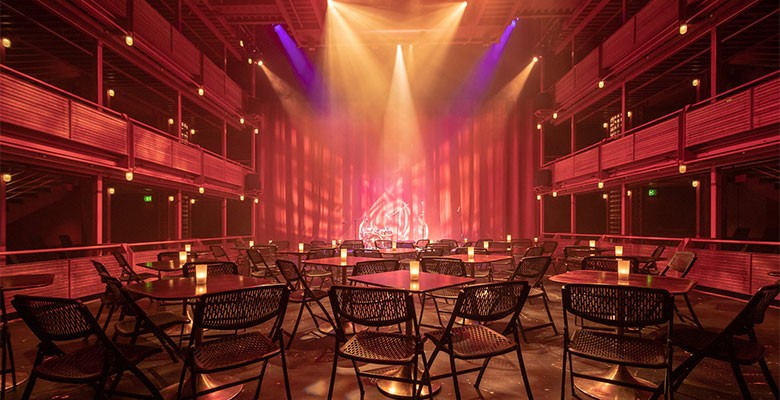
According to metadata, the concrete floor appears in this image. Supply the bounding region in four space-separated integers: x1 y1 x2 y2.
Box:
2 278 778 400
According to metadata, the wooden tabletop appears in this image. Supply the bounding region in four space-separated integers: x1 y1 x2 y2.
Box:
445 254 513 264
302 256 383 267
136 259 221 272
348 270 475 294
548 270 696 294
378 248 417 255
0 274 55 291
123 275 271 301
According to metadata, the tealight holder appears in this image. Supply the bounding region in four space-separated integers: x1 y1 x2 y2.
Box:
615 246 623 257
483 241 490 250
467 247 475 261
331 239 337 246
248 240 254 247
506 234 512 242
178 251 188 264
340 248 348 261
184 244 192 252
589 240 597 248
409 261 420 281
617 260 631 284
298 242 305 252
392 241 397 249
195 264 208 284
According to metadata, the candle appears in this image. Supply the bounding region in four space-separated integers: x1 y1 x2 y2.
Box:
392 241 397 249
467 246 475 261
184 244 192 252
409 261 420 281
617 260 631 283
410 281 419 291
483 241 490 250
195 264 208 284
615 246 623 257
331 239 337 246
178 251 188 264
248 240 254 247
533 237 538 243
195 284 207 295
298 242 305 252
340 248 348 261
589 240 596 248
506 234 512 242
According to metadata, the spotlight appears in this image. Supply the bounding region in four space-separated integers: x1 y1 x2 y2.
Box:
197 87 205 96
598 80 605 89
532 56 539 63
168 195 175 202
552 191 558 197
125 34 134 46
257 60 263 67
107 89 115 97
125 171 134 181
552 112 558 119
536 194 542 201
679 164 687 174
626 190 632 197
602 193 608 200
198 186 205 194
679 23 688 35
692 180 700 188
1 37 10 48
239 117 245 124
168 118 174 125
598 181 604 189
240 195 245 201
536 123 542 130
1 173 10 183
692 78 700 87
107 187 115 195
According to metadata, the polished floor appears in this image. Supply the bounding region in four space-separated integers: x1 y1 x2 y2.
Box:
3 277 778 400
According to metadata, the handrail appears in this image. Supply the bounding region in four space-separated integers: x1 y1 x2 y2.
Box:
0 243 123 256
687 238 780 246
688 70 780 109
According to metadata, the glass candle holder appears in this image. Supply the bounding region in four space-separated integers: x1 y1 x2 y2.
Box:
617 260 631 283
589 240 596 248
298 242 305 252
533 237 538 243
331 239 337 246
483 241 490 250
340 248 348 261
409 261 420 281
467 247 475 261
178 251 188 264
506 234 512 242
184 244 192 252
392 241 397 249
248 240 254 247
195 264 208 284
615 246 623 257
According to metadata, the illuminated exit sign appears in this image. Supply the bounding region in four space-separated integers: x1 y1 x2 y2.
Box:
143 195 153 202
647 189 657 197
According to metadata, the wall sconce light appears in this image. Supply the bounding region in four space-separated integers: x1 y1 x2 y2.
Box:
536 123 542 130
626 111 632 118
197 87 205 96
626 190 632 197
602 193 609 199
190 128 196 135
603 122 609 129
168 195 175 202
253 128 259 134
1 173 11 183
190 198 197 204
240 194 245 201
552 112 558 119
107 187 115 195
198 187 204 194
107 89 115 97
692 180 700 188
598 80 605 89
598 181 604 189
125 171 134 181
239 40 244 47
692 78 700 87
254 198 259 204
536 194 542 201
679 164 687 174
679 23 688 35
247 58 253 64
1 37 11 48
552 191 558 197
168 118 175 125
124 34 134 46
239 117 245 124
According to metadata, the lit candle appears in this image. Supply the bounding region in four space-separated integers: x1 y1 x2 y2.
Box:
614 246 623 257
533 237 538 243
483 241 490 250
179 251 188 264
506 234 512 242
589 240 596 248
248 240 254 247
409 261 420 281
298 242 305 252
392 240 397 249
410 281 420 291
184 244 192 252
467 247 475 261
331 239 337 246
617 260 631 283
195 264 208 284
196 284 207 295
340 248 348 261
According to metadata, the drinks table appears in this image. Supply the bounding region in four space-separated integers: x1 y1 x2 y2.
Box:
348 270 475 399
549 270 696 399
302 256 384 284
0 273 54 399
124 275 270 400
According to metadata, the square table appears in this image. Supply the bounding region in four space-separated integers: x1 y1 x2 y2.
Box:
136 259 220 278
445 253 514 277
348 270 475 399
302 256 385 284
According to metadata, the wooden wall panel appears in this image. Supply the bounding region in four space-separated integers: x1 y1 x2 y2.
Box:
553 157 574 183
575 51 599 91
686 249 751 295
601 136 634 168
203 58 225 96
171 30 201 77
0 74 69 138
134 0 172 55
224 79 243 110
172 143 201 174
686 92 750 147
203 153 226 181
554 70 576 104
70 257 109 299
751 253 780 293
573 148 598 176
634 118 677 159
635 0 676 45
602 19 635 69
92 0 127 19
752 78 780 128
71 103 128 154
1 261 69 314
135 126 174 167
223 162 245 186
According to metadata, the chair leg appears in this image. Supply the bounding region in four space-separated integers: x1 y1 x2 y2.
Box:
560 349 567 400
758 357 780 398
253 360 269 399
682 294 702 328
449 352 462 400
474 356 492 388
730 361 754 400
431 298 445 327
280 347 292 400
514 346 534 399
351 360 365 399
102 305 116 332
327 347 339 400
286 303 306 349
541 293 558 335
20 371 36 400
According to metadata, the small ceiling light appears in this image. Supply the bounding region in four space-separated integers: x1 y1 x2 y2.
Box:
107 187 115 195
197 87 205 96
1 37 11 48
552 112 558 119
626 190 632 197
257 60 263 67
125 171 134 181
168 195 175 202
239 117 245 124
598 80 605 89
602 193 609 199
190 198 196 204
2 173 11 183
240 194 245 201
536 123 542 130
532 56 539 63
679 164 687 174
168 118 174 125
536 194 542 201
253 128 259 134
107 89 115 97
239 40 244 47
626 111 632 118
598 181 604 189
552 191 558 197
190 128 196 135
125 34 134 46
692 180 700 188
198 186 205 194
248 58 254 64
679 23 688 35
692 78 700 87
254 198 259 204
603 122 609 129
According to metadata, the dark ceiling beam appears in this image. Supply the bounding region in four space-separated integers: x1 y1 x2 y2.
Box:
182 0 242 61
554 0 612 54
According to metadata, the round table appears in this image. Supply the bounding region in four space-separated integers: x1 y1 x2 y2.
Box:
0 274 54 397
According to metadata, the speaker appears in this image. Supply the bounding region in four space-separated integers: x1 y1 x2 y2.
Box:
535 169 552 187
244 173 261 191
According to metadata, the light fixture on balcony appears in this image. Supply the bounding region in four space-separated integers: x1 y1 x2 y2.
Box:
107 89 115 97
253 128 259 134
254 198 259 204
190 198 196 204
602 193 608 200
598 181 604 189
536 123 542 130
536 194 542 201
679 164 687 174
125 171 134 181
679 23 688 35
197 87 205 96
692 180 700 188
1 173 11 183
1 37 11 48
627 111 632 118
240 194 245 201
248 58 253 64
552 191 558 197
190 129 196 135
198 186 205 194
168 118 174 125
603 122 609 129
626 190 632 197
692 78 700 87
168 195 175 202
239 40 244 47
532 56 539 63
552 112 558 119
257 59 264 67
107 187 115 195
125 34 134 46
239 117 245 124
598 80 605 89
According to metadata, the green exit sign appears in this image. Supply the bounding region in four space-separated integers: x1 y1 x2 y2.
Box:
143 195 153 202
647 189 657 197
